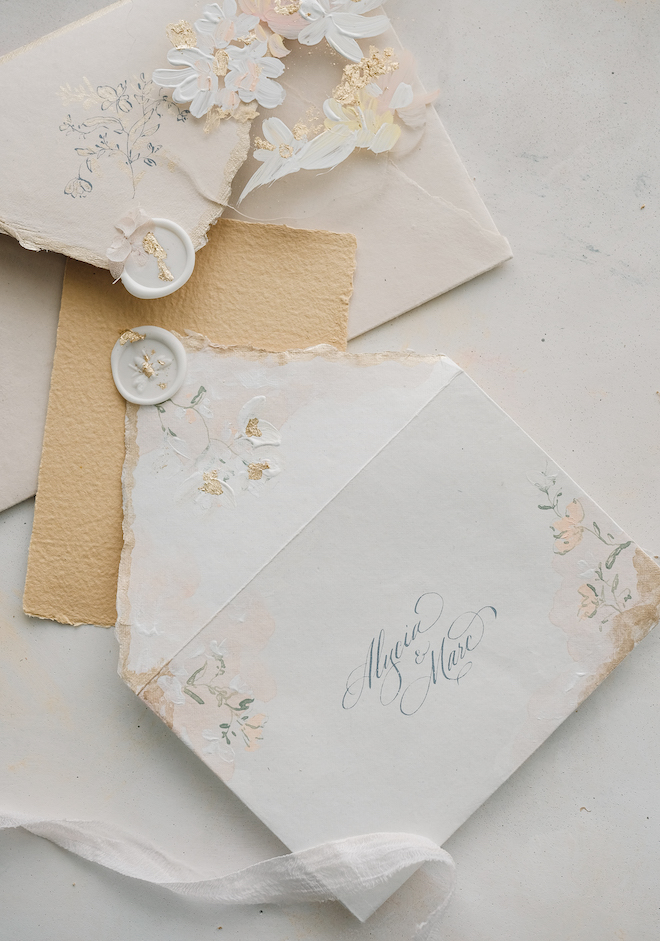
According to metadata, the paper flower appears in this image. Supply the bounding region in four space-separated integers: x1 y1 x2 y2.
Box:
298 0 390 62
224 40 286 108
194 0 260 52
106 207 154 279
153 47 220 117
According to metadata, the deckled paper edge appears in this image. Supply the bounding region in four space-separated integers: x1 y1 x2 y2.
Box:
116 338 453 689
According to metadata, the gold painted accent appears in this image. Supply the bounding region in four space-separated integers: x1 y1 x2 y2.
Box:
118 329 146 345
333 47 399 110
140 353 155 378
274 0 299 13
204 105 232 134
158 382 167 389
254 136 275 151
245 417 262 437
212 49 229 77
143 232 174 282
279 143 294 159
199 470 224 495
166 20 197 48
292 122 308 140
248 462 270 480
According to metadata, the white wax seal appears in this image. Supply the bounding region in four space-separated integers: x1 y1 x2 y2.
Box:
111 326 187 405
121 218 195 299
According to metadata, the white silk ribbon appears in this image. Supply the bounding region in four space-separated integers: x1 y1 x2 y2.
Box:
0 814 455 936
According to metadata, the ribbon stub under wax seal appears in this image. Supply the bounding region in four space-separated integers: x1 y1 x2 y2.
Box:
121 218 195 299
111 326 187 406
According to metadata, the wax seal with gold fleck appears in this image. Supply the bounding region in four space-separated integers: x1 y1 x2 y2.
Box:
120 218 195 299
111 325 187 405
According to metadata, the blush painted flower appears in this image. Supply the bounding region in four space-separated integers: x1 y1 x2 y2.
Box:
153 47 220 118
577 584 599 620
552 499 584 554
224 40 286 108
298 0 390 62
241 713 267 750
194 0 260 52
239 0 306 39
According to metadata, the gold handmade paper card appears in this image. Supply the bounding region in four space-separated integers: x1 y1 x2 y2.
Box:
23 220 356 627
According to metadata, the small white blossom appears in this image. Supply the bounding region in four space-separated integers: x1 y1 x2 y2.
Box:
153 47 219 118
298 0 390 62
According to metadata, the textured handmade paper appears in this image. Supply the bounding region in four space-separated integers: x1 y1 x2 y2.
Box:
118 340 660 919
23 220 355 628
0 0 252 268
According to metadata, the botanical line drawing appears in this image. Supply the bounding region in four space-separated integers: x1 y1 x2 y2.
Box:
59 73 189 197
533 466 633 624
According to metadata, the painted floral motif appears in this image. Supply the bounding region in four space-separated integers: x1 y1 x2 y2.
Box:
59 74 189 197
297 0 390 63
152 386 282 513
534 467 633 624
157 640 267 765
238 47 438 202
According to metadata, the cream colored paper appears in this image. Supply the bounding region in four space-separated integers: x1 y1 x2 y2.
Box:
0 0 252 267
119 339 659 920
0 234 64 512
23 220 355 628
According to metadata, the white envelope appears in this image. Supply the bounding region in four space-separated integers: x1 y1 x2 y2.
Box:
117 339 660 920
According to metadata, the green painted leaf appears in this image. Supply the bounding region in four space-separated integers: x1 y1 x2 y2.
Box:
605 541 632 570
186 666 205 685
238 698 254 710
538 505 554 510
190 385 207 406
613 573 619 592
183 688 205 705
592 521 601 537
219 723 230 729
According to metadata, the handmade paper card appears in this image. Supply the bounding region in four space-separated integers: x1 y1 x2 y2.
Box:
0 0 511 330
0 0 255 269
23 219 356 628
118 339 660 919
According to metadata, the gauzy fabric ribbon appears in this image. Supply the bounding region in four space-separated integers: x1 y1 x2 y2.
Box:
0 814 455 936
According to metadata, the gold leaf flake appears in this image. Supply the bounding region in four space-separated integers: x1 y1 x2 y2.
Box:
166 20 197 48
158 383 167 389
143 232 174 282
119 329 146 345
204 105 232 134
212 49 230 77
248 462 270 481
279 143 294 158
332 47 399 110
199 470 224 496
254 136 275 151
274 0 299 13
141 353 155 378
245 417 262 437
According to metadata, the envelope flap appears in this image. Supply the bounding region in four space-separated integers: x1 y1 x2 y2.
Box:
117 341 462 689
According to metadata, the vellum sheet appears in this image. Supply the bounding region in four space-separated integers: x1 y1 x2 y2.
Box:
119 340 660 918
0 0 251 266
23 220 356 628
226 21 513 338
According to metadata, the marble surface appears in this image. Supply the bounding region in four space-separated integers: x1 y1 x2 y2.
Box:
2 0 660 938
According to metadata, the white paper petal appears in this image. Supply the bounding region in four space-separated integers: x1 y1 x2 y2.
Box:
297 18 328 46
389 82 414 111
330 12 390 38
